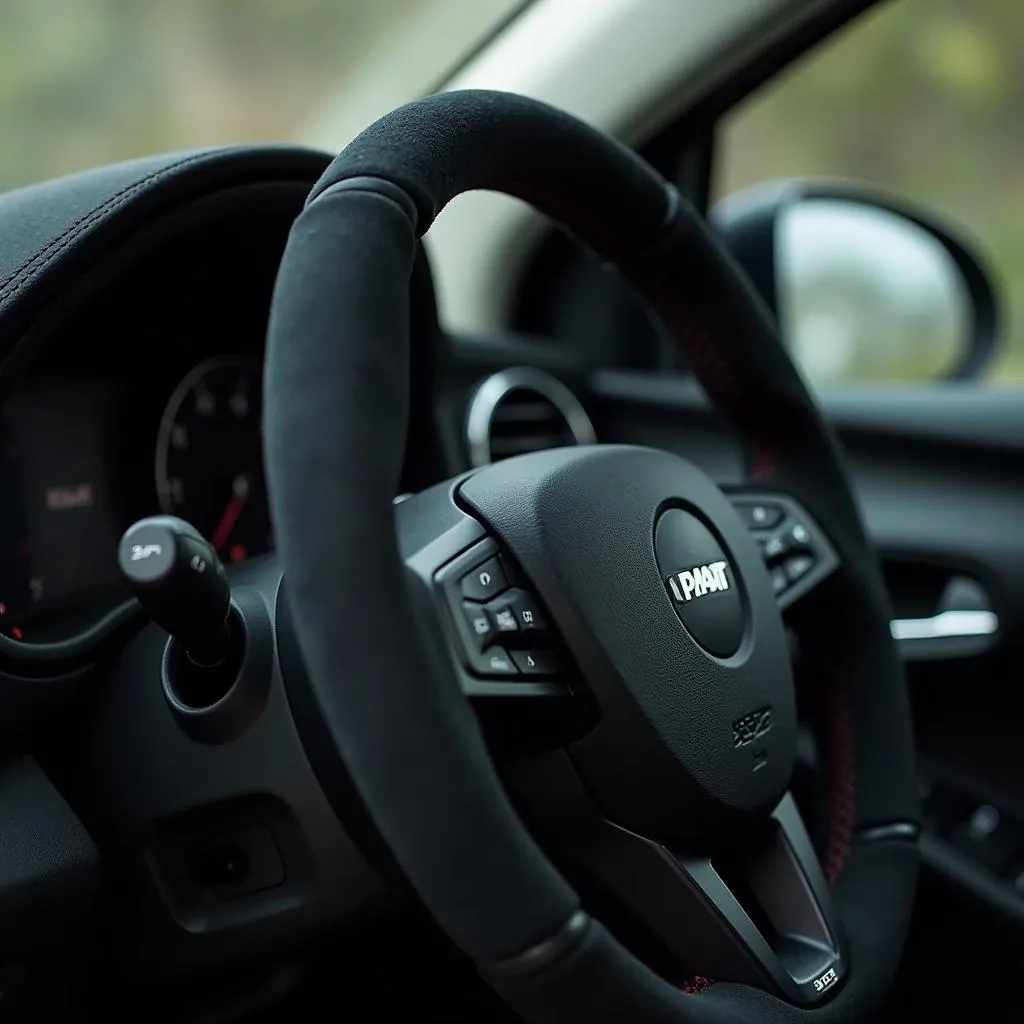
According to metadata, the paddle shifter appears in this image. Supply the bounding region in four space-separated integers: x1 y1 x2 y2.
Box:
118 515 233 668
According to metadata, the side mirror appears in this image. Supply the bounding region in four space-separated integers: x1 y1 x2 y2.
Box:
712 181 1001 384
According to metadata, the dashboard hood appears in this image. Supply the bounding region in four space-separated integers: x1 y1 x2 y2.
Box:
0 145 331 354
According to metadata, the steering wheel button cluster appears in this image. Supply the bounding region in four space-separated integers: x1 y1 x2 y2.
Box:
731 493 838 610
436 539 567 684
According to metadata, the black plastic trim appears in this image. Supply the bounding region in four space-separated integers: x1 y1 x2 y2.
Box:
684 0 889 173
590 370 1024 456
160 587 273 744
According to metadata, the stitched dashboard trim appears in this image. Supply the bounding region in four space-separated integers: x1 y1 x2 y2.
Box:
0 150 237 308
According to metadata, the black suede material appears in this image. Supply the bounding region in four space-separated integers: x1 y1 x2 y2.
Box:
263 188 578 961
306 90 675 264
264 90 919 1021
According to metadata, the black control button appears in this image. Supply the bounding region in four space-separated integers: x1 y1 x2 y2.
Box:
760 533 788 561
770 565 789 596
512 591 547 634
784 554 816 583
478 647 519 676
736 502 784 529
511 649 561 676
461 603 496 649
487 598 521 635
460 557 508 602
948 805 1022 873
785 522 813 550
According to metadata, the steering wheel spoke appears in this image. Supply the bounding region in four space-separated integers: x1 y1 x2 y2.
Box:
511 748 845 1004
723 489 840 612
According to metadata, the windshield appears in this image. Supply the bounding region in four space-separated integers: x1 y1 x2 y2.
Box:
0 0 521 191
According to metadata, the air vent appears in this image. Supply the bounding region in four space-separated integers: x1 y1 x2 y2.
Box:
466 368 596 468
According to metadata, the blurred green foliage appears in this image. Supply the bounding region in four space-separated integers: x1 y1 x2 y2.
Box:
719 0 1024 382
0 0 418 189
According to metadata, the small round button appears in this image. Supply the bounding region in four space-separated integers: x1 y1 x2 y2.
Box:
655 509 745 658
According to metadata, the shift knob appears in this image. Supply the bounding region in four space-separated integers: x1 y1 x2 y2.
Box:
118 515 231 666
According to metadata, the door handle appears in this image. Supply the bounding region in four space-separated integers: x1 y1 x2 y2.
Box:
887 572 998 660
890 608 998 642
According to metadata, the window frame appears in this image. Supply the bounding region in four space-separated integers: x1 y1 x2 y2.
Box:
658 0 890 214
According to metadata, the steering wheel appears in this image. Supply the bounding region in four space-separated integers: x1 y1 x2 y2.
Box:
263 90 919 1023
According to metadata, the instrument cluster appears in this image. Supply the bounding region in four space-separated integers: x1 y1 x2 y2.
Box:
0 352 270 643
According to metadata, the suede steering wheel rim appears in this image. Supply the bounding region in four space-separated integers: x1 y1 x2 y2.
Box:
263 90 919 1024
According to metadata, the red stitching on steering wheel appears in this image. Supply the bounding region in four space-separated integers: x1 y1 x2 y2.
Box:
663 304 776 482
682 975 714 996
823 678 857 886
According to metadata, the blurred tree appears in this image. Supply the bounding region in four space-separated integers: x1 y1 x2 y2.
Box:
0 0 421 189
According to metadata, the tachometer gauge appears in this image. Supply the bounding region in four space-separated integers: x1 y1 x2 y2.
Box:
155 355 270 562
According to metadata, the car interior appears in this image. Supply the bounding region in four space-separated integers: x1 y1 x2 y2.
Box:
1 0 1022 1021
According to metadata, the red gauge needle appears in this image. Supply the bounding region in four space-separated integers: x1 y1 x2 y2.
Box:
211 493 245 551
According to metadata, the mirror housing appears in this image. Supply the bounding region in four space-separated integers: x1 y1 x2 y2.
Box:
712 181 1001 383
